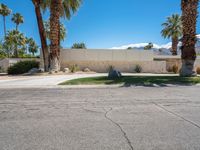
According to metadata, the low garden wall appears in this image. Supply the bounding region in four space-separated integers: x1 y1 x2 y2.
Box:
0 58 40 72
154 56 200 72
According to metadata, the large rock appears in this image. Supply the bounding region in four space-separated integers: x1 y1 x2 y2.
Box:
63 68 70 73
83 68 91 72
108 69 122 79
28 68 41 74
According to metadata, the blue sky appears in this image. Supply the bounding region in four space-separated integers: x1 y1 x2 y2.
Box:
0 0 200 49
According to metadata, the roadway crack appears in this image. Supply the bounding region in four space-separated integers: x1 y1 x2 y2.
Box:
104 107 134 150
153 102 200 129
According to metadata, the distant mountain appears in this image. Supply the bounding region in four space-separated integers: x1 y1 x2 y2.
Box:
111 34 200 55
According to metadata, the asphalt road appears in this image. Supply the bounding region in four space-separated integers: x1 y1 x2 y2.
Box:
0 86 200 150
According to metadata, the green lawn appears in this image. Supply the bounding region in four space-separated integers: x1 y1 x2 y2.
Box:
59 76 200 86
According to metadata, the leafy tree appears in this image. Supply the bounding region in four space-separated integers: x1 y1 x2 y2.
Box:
180 0 199 76
71 43 87 49
11 13 24 30
144 43 154 50
161 14 182 55
0 3 12 38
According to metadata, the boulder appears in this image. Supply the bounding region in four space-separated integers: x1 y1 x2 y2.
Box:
28 68 41 74
83 68 91 72
63 68 70 73
108 69 122 79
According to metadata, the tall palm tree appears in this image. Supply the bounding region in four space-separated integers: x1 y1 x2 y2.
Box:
161 14 182 55
32 0 49 71
11 13 24 31
0 3 11 38
44 19 66 42
180 0 199 76
49 0 82 71
26 38 39 56
49 0 62 71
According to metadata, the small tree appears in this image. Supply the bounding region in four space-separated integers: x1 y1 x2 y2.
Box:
71 43 87 49
144 43 153 50
127 47 133 50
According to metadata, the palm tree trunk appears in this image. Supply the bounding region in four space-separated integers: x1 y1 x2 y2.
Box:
180 0 199 77
49 0 61 72
14 45 18 58
33 0 49 72
171 37 178 55
3 16 6 38
16 24 18 31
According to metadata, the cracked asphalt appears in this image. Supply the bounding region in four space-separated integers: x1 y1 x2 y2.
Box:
0 86 200 150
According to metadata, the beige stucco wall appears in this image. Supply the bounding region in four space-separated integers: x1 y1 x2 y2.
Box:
60 49 167 73
60 49 154 62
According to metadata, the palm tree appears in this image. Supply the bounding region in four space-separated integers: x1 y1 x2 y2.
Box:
32 0 49 71
44 19 66 42
161 14 182 55
0 3 11 38
5 30 26 58
26 38 39 56
180 0 199 76
11 13 24 31
49 0 82 71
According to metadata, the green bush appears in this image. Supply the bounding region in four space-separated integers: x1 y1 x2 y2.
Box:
108 65 115 72
70 64 80 73
7 60 39 75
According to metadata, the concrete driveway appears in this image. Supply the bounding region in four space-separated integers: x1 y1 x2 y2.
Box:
0 85 200 150
0 73 106 88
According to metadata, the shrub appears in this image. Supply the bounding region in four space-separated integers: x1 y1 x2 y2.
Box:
0 66 5 73
196 67 200 74
134 65 142 73
7 60 39 75
167 64 179 73
71 43 87 49
108 65 115 72
70 64 80 73
172 64 179 74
